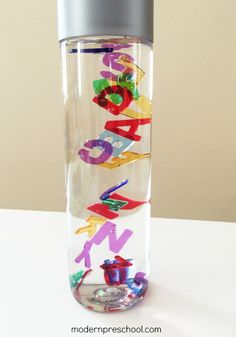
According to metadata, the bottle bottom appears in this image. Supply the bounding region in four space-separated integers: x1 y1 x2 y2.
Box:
73 282 148 312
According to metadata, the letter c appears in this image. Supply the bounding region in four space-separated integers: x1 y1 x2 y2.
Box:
78 139 113 165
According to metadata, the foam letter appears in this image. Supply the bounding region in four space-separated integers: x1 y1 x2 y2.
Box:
102 199 128 211
87 203 119 219
100 179 128 200
91 221 133 253
92 85 133 115
75 241 93 268
78 139 113 165
101 52 133 81
121 95 152 119
101 43 132 51
75 215 106 237
109 193 147 210
103 52 133 72
99 151 151 169
93 78 139 101
99 130 134 157
118 56 145 85
105 118 151 141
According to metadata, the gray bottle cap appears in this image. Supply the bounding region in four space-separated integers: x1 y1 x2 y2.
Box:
57 0 154 42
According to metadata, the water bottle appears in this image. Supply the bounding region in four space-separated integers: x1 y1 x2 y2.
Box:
57 0 154 312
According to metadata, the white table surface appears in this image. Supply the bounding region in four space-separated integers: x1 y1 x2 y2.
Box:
0 209 235 337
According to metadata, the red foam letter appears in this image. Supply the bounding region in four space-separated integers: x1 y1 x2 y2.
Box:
87 203 119 220
92 85 133 115
105 118 151 141
109 193 147 210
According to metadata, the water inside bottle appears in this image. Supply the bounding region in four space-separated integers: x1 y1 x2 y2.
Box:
61 37 153 312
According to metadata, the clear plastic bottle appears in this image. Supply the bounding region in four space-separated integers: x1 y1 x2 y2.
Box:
58 0 154 312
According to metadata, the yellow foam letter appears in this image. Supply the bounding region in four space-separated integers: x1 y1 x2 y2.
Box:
99 151 150 169
75 215 107 237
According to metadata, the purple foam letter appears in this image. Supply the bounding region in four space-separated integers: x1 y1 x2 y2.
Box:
75 241 93 268
78 139 113 165
91 221 133 253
